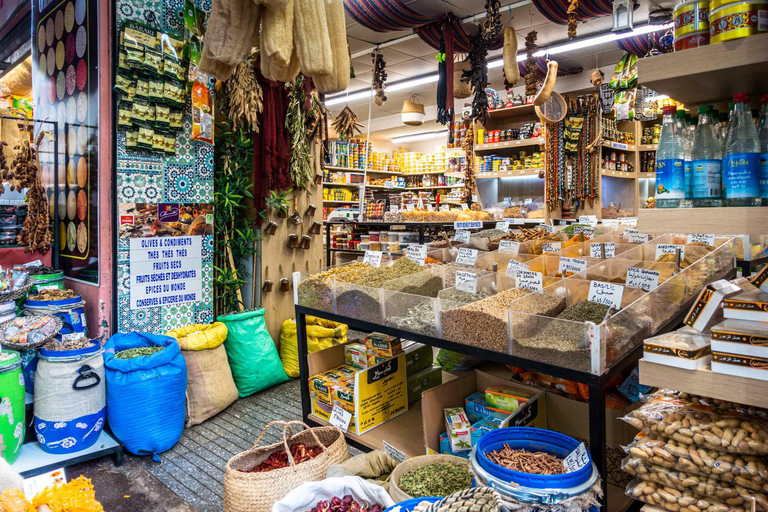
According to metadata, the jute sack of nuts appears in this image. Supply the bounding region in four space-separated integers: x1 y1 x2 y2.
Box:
223 420 349 512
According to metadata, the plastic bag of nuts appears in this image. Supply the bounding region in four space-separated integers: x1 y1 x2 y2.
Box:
623 455 768 509
626 478 753 512
650 390 768 421
624 434 768 490
622 396 768 455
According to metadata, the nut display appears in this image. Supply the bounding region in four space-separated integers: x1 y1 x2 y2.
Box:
627 479 752 512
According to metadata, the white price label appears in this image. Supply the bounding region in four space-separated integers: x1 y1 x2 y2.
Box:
505 218 525 225
384 180 395 189
655 244 686 260
590 242 615 258
384 441 407 463
578 215 598 226
461 203 469 210
363 251 383 267
329 405 352 433
406 204 415 211
623 228 639 237
602 219 620 227
687 234 715 245
439 205 450 211
498 240 520 255
389 205 399 212
22 260 43 268
427 205 435 211
539 224 555 233
472 194 479 203
618 217 638 226
456 248 478 266
524 198 533 204
23 468 67 501
505 259 527 276
454 221 482 230
588 281 624 310
558 257 588 275
455 270 478 293
626 267 661 292
563 443 590 473
495 221 510 232
406 245 427 265
542 242 561 253
574 226 595 237
628 232 650 243
515 269 543 292
454 230 471 243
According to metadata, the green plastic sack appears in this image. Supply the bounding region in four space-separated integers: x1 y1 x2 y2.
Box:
217 309 289 397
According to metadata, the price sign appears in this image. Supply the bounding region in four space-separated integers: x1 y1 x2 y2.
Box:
363 251 383 267
456 248 478 266
454 221 483 230
495 221 510 232
688 234 715 245
558 257 588 275
406 245 427 265
590 242 616 258
384 441 407 463
498 240 520 255
455 270 478 293
579 215 598 226
454 230 471 243
539 224 555 233
618 217 638 226
389 205 399 212
515 269 543 292
626 267 661 292
563 443 590 473
623 228 639 237
588 281 624 310
406 204 415 211
524 198 533 204
505 218 525 225
506 259 527 276
461 203 469 210
628 232 650 243
655 244 686 260
427 205 435 211
574 226 595 237
330 405 352 433
472 194 479 203
542 242 561 253
602 219 620 227
439 205 450 211
384 180 395 189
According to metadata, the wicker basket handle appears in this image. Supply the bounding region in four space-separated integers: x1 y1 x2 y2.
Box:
281 420 327 458
252 420 292 451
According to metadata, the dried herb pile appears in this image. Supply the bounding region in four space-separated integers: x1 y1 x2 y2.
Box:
486 445 565 474
332 106 362 141
398 462 472 498
115 346 164 359
297 262 371 309
335 258 423 288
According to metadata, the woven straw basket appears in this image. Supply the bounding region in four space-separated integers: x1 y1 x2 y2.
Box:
401 96 426 126
388 454 470 502
223 420 349 512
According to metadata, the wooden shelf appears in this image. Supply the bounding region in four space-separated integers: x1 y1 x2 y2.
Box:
444 172 465 179
323 182 361 187
476 168 543 179
365 185 404 190
366 169 401 175
601 141 636 151
475 138 544 152
638 172 656 179
408 184 464 190
400 171 446 176
601 169 637 179
325 166 364 172
638 206 768 235
639 359 768 409
637 33 768 105
308 401 425 458
486 104 537 119
638 144 658 152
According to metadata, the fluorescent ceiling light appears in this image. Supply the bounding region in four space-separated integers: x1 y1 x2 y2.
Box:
328 23 672 107
391 130 448 143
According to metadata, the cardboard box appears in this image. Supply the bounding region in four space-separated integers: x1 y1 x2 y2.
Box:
423 370 545 455
312 397 356 428
444 407 472 452
712 351 768 381
365 332 403 358
403 341 433 375
464 392 511 424
407 365 442 404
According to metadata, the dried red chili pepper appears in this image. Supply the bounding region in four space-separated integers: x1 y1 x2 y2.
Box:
238 443 326 473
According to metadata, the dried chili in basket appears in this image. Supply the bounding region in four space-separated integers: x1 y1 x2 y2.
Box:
238 442 325 473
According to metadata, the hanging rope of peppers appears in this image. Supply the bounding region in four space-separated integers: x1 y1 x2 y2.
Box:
462 123 476 204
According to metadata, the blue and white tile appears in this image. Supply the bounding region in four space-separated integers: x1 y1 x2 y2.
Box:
161 303 195 331
117 171 163 203
163 163 195 202
118 296 162 333
117 261 130 297
202 235 213 262
193 303 214 324
162 0 185 32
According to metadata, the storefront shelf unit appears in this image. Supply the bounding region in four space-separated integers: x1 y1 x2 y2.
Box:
475 138 544 152
638 207 768 235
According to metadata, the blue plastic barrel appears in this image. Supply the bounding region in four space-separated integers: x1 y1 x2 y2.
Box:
384 497 441 512
476 427 593 489
24 295 86 339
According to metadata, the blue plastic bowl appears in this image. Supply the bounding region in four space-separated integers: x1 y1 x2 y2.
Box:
384 497 441 512
476 427 593 489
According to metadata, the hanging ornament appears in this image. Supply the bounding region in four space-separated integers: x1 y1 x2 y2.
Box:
463 26 489 123
372 51 387 106
567 0 579 38
401 95 426 126
332 106 363 141
524 31 538 97
612 0 634 32
482 0 503 42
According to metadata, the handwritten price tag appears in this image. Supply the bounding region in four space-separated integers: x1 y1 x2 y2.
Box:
456 248 478 266
499 240 520 255
406 204 415 211
542 242 561 253
558 257 588 275
628 232 650 243
384 180 395 189
539 224 555 233
406 245 427 266
579 215 598 227
506 259 527 276
618 217 638 226
383 441 407 463
563 442 590 473
588 281 624 310
515 269 543 292
454 221 482 230
389 205 399 212
626 267 661 292
455 270 478 293
688 234 715 245
574 226 595 237
363 251 383 267
439 205 450 211
602 219 620 227
590 242 615 258
495 221 510 232
461 203 469 210
454 230 471 243
655 244 686 260
330 405 352 433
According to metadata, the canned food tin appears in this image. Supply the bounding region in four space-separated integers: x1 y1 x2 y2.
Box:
674 29 711 49
710 0 768 43
675 0 710 37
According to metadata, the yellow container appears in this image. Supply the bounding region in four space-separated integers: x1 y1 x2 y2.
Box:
710 0 768 43
476 129 485 145
675 0 710 37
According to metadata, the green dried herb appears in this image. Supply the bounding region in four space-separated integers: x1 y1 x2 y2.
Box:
557 300 610 323
286 75 312 190
398 462 472 498
115 346 164 359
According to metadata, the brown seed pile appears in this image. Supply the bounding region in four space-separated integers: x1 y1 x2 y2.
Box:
297 262 371 310
336 257 423 288
486 445 565 475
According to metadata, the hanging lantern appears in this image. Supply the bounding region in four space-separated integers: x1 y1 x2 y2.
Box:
612 0 634 32
401 95 426 126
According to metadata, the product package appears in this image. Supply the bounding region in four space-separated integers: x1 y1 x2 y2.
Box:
711 319 768 358
724 289 768 323
464 391 515 424
365 333 403 358
344 343 368 369
684 279 745 332
444 407 472 452
643 329 712 369
484 386 535 414
406 365 442 404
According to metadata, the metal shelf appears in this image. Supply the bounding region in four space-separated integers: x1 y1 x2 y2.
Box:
475 138 544 152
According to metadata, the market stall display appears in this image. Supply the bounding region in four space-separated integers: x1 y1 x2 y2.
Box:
0 314 62 349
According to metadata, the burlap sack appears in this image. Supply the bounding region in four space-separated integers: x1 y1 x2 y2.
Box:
182 344 238 427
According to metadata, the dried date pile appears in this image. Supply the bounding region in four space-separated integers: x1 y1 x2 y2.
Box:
240 443 324 473
486 445 565 475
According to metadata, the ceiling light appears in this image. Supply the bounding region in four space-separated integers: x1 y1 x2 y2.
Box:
325 89 374 107
391 130 448 143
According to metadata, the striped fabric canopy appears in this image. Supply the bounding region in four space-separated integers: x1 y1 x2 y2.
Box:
344 0 439 32
531 0 614 24
614 29 667 56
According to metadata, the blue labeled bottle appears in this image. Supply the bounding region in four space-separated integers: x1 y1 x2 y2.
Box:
758 94 768 205
692 105 723 207
723 93 761 206
656 105 686 208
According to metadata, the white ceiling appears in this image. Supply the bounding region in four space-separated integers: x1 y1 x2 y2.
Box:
336 0 675 124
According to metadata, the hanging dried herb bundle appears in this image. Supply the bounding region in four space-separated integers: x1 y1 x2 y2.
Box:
567 0 579 39
372 52 387 106
224 50 263 132
306 92 329 143
286 75 312 190
483 0 503 41
462 26 489 123
462 122 476 204
525 31 538 96
17 130 51 253
332 106 363 141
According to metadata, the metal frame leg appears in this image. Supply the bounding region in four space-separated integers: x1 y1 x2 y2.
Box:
589 375 608 507
296 309 311 420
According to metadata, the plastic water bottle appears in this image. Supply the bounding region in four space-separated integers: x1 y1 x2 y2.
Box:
656 105 686 208
758 95 768 205
676 110 693 205
692 105 723 207
723 93 761 206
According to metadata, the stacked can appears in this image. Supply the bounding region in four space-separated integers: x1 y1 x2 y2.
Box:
709 0 768 44
674 0 710 50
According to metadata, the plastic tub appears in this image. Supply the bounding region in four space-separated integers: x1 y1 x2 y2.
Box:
475 427 593 489
384 497 441 512
30 271 65 294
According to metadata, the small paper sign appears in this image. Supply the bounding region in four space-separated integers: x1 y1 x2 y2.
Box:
623 228 639 237
687 234 715 245
384 441 407 463
363 251 383 267
406 204 415 211
461 203 469 210
588 281 624 310
406 245 427 265
618 217 638 226
456 248 478 266
499 240 520 255
505 218 525 225
515 269 543 292
563 442 589 473
389 205 399 212
495 221 510 232
558 257 588 275
384 180 395 189
524 198 533 204
23 468 67 501
506 259 527 276
602 219 620 227
455 230 471 243
427 205 435 211
628 232 650 243
655 244 686 260
579 215 598 226
472 194 479 203
439 205 450 211
330 405 352 433
590 242 616 258
539 224 555 233
454 221 482 230
626 267 661 292
542 242 561 253
455 270 478 293
574 226 595 237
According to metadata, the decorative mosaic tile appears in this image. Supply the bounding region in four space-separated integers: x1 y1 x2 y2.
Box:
202 262 213 297
169 121 194 165
202 235 213 262
194 142 214 181
118 239 130 253
198 0 212 16
162 303 195 331
162 163 196 202
193 303 214 324
117 261 130 296
116 130 159 164
118 296 163 333
162 0 185 32
118 171 163 203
